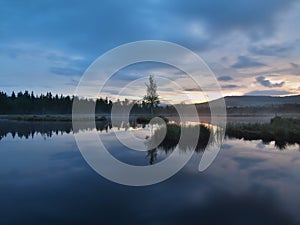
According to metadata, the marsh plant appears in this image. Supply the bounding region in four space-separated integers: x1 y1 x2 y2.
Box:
145 123 223 164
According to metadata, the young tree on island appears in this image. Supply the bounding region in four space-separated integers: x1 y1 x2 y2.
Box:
144 75 160 115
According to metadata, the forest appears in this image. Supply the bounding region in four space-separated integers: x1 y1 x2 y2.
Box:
1 90 300 116
0 90 176 115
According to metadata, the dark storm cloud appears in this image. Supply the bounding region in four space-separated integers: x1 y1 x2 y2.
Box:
218 76 233 81
232 56 266 68
256 76 285 88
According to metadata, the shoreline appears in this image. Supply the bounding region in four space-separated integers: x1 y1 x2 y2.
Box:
0 112 299 122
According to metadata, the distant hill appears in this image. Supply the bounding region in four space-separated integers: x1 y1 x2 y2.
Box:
196 95 300 108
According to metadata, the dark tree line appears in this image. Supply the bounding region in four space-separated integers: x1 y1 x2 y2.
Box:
0 91 175 115
0 119 115 140
0 91 113 114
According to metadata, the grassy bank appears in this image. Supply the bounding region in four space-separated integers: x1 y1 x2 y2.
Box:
226 116 300 149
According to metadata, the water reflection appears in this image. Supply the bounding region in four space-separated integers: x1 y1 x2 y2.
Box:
0 120 224 165
1 119 299 152
145 123 221 164
0 119 136 140
1 120 300 224
226 117 300 150
0 131 300 224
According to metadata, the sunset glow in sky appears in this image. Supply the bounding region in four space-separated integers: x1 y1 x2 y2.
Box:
1 0 300 103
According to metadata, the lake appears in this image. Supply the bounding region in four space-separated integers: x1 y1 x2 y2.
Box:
0 119 300 225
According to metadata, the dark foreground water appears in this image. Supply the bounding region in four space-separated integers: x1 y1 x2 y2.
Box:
0 120 300 225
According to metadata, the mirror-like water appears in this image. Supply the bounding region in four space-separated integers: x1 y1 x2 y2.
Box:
0 120 300 225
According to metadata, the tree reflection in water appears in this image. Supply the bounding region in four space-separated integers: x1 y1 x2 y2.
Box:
145 123 222 164
1 118 299 165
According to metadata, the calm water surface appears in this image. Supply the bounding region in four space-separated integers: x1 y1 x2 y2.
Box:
0 120 300 225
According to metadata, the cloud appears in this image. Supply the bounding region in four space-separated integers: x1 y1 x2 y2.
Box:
221 144 233 150
0 0 297 64
0 0 299 98
0 0 297 55
221 84 239 89
248 42 293 56
184 88 200 92
290 62 299 68
166 0 296 37
232 56 266 68
64 78 79 86
246 90 294 96
256 76 285 88
233 157 267 170
46 52 89 77
218 76 233 81
0 1 156 56
50 67 83 76
265 62 300 76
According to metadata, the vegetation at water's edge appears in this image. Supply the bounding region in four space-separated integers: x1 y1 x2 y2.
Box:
145 123 215 164
148 123 212 153
148 116 300 158
136 115 169 124
226 116 300 149
1 115 299 164
146 116 300 164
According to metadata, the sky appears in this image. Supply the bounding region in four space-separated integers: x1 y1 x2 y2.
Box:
1 0 300 103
